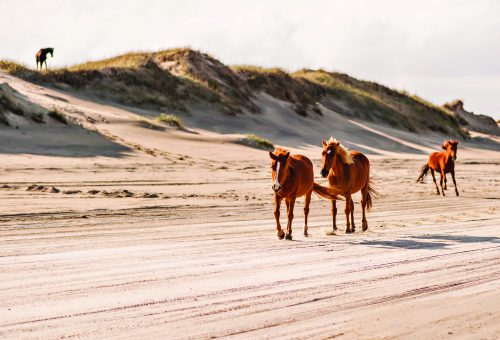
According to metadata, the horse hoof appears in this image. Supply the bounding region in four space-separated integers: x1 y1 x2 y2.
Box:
325 229 336 236
362 222 368 231
285 233 293 240
346 229 353 234
277 231 285 240
456 191 459 196
303 231 309 237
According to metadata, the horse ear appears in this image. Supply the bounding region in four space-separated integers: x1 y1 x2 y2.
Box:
269 150 278 160
441 140 448 150
284 151 290 159
322 140 327 147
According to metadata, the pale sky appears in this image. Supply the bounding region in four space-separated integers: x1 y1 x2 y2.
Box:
1 0 499 118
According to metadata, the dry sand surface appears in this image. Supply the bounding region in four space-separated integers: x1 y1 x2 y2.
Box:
1 71 500 339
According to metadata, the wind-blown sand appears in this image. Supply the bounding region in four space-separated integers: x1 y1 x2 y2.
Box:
0 71 499 339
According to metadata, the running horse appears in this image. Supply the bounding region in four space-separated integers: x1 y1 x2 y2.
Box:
320 138 378 234
36 48 54 70
269 148 342 240
417 140 459 196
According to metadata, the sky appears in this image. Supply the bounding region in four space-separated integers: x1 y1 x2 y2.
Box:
1 0 499 119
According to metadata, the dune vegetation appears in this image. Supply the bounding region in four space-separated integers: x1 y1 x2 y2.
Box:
156 113 184 129
244 134 274 150
0 48 471 138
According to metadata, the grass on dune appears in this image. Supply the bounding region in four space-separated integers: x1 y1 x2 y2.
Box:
245 134 274 150
156 113 184 129
48 109 68 124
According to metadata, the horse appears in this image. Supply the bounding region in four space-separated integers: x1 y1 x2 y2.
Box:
320 137 378 234
269 148 343 240
416 140 459 196
36 48 54 70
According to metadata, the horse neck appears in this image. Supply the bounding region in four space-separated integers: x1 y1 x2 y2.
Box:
331 153 345 178
444 149 455 163
282 160 295 184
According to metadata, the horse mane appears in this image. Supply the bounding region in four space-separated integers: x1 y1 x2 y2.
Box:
328 137 353 165
273 147 296 170
273 147 289 157
441 139 459 150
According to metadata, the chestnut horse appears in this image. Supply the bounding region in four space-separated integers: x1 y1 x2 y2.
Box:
270 148 342 240
416 140 459 196
36 48 54 70
320 138 378 234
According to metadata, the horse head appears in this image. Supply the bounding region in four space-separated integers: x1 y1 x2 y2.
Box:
269 148 290 193
320 137 353 177
441 140 459 160
48 48 54 57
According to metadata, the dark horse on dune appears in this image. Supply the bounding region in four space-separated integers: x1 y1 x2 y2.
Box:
36 48 54 70
320 138 378 234
269 148 343 240
417 140 459 196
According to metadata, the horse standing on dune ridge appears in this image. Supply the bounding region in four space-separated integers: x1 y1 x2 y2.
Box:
269 148 343 240
320 138 378 234
417 140 460 196
36 48 54 70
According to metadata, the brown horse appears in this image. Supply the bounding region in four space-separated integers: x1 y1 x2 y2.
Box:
320 138 377 234
270 148 342 240
417 140 459 196
36 48 54 70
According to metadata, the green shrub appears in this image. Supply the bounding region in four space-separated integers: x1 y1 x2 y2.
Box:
245 134 274 150
156 113 184 129
31 112 45 123
48 109 67 124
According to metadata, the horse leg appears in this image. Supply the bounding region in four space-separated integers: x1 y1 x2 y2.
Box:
443 173 448 190
350 198 356 233
361 186 368 231
430 169 440 195
451 170 459 196
303 191 312 237
274 195 284 239
331 199 338 233
439 172 446 196
345 194 352 233
285 196 296 240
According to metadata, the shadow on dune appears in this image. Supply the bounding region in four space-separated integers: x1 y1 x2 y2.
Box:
0 126 131 158
0 82 131 158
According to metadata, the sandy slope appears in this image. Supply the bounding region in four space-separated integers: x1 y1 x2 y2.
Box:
0 71 499 339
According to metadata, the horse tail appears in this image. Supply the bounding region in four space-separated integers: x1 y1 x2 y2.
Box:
364 178 380 212
416 163 429 183
312 183 343 201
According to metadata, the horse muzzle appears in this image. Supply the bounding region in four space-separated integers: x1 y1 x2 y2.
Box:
320 168 329 178
272 183 282 193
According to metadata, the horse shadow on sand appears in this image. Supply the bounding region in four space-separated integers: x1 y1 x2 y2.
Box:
353 234 500 250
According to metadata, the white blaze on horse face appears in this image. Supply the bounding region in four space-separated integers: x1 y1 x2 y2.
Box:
327 149 332 155
274 161 281 187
